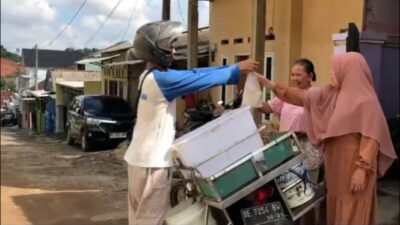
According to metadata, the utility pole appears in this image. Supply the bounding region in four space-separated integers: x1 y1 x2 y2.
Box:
162 0 170 20
188 0 198 69
250 0 266 125
34 44 38 91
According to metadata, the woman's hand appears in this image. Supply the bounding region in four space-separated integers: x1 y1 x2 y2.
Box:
350 168 367 193
252 72 275 90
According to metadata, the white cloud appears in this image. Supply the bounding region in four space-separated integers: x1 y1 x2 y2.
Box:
1 0 57 26
81 16 98 30
1 0 209 52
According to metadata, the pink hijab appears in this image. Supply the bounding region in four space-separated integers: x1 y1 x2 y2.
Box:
304 52 397 176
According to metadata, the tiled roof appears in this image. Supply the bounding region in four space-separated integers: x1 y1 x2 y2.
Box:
21 49 84 68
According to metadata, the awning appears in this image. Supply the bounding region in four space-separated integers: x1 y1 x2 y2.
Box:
20 75 30 79
56 81 84 89
75 54 120 65
26 90 51 98
21 97 36 101
103 60 144 67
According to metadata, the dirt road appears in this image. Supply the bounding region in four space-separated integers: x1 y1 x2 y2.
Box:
1 126 398 225
1 127 128 225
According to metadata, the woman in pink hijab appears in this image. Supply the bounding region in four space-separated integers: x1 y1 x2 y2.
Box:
260 52 397 225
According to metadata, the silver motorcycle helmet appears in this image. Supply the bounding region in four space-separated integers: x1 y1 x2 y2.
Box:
133 21 183 67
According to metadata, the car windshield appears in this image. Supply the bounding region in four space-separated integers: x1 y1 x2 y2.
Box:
84 96 132 114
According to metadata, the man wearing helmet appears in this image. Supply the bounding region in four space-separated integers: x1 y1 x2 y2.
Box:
124 20 264 225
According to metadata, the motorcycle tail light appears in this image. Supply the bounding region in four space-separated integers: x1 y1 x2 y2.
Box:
255 187 274 205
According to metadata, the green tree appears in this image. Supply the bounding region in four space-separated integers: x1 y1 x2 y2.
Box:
78 47 99 56
1 45 21 62
0 77 5 89
0 75 17 91
64 47 99 56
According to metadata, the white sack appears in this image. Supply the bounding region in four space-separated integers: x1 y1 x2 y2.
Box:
241 72 263 108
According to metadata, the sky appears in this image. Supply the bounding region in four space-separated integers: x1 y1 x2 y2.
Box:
1 0 210 53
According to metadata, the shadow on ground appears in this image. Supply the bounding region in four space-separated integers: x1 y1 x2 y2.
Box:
10 191 127 225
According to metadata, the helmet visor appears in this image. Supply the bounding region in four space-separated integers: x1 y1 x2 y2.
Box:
157 21 184 52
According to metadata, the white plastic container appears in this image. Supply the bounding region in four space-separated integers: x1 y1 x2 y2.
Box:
165 198 217 225
173 106 263 177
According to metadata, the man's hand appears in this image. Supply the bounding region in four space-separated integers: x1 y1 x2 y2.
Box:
350 168 367 193
237 59 259 74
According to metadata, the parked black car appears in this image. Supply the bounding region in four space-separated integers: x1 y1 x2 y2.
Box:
66 95 135 151
1 112 17 127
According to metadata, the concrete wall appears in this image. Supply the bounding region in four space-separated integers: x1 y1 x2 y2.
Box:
209 0 296 104
84 81 102 95
49 70 101 92
300 0 365 85
21 68 47 90
209 0 365 88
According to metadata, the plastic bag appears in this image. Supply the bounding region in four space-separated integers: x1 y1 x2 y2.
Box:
241 72 263 108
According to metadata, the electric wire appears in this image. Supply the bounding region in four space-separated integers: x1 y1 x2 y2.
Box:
120 0 138 41
85 0 123 46
42 0 88 48
177 0 186 26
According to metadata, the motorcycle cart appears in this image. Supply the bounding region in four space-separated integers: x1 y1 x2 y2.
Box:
168 106 326 225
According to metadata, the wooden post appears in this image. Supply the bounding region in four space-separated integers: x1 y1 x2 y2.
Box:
250 0 266 125
188 0 198 69
162 0 170 20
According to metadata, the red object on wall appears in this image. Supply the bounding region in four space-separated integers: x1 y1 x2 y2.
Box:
184 93 197 109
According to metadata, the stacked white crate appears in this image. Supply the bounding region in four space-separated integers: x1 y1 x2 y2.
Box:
173 106 264 177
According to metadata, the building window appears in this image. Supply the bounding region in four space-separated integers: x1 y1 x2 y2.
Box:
106 79 125 98
233 38 243 44
221 39 229 45
263 54 274 121
104 79 109 94
118 81 124 98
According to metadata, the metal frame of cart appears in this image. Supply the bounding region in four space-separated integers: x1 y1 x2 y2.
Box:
174 131 326 225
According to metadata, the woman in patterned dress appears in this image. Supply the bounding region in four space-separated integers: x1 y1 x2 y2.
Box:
259 58 323 224
259 58 323 182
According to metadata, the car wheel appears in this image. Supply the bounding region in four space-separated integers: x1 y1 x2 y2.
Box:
81 132 92 152
66 127 74 145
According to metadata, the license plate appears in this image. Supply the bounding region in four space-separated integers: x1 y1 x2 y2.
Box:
109 132 127 139
241 201 286 225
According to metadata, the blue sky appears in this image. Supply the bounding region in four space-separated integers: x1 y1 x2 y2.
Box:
1 0 210 53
